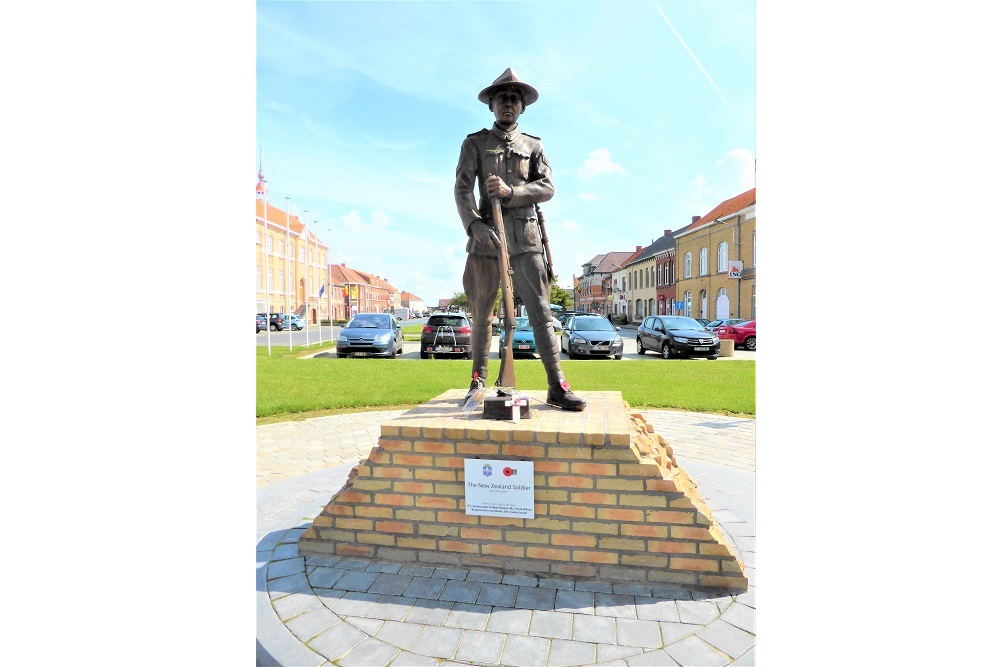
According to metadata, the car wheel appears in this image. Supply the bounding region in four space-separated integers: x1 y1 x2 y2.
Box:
661 343 673 359
337 353 347 358
270 323 277 331
420 351 429 359
744 336 756 351
707 355 719 360
636 338 645 355
614 353 622 360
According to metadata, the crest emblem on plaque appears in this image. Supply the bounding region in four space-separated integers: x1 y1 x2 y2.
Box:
483 463 493 477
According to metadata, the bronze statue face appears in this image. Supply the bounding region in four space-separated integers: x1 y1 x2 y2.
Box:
490 87 523 128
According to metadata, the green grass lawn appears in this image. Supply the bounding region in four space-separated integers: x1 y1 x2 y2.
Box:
256 346 755 423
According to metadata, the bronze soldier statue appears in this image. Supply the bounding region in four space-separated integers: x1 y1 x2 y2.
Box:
454 68 586 411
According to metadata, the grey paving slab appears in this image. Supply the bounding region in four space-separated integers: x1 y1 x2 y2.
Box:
731 647 755 665
346 616 384 635
635 598 680 623
572 613 617 644
273 590 324 621
615 618 662 648
337 637 400 667
477 582 519 607
576 580 614 593
438 578 483 603
613 584 652 597
336 569 381 592
309 566 348 589
367 562 403 574
658 622 701 645
367 595 416 621
596 643 644 664
332 591 380 617
697 619 756 661
555 588 596 614
485 607 533 634
675 600 720 625
375 619 424 651
454 629 507 665
410 625 464 660
444 602 492 630
515 585 557 610
404 598 455 625
467 569 504 584
503 574 538 587
402 575 447 600
663 635 730 666
268 557 306 581
538 577 575 590
307 621 368 662
388 651 438 666
501 634 552 667
596 593 638 619
368 573 414 596
529 610 575 639
432 567 469 580
398 565 436 577
548 638 598 666
338 557 376 570
268 571 310 597
624 648 681 666
284 606 341 642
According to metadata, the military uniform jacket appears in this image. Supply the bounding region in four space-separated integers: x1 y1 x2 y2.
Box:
454 123 554 258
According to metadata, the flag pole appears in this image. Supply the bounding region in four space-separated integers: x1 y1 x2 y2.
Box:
304 210 310 349
327 227 332 343
286 198 293 352
314 217 320 344
284 197 291 350
260 165 271 355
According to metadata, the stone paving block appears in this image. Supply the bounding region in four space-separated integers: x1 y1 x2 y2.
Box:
658 621 701 645
367 595 416 621
273 590 323 621
548 638 597 666
338 637 400 667
439 579 483 603
595 593 638 619
555 589 595 614
375 619 424 651
501 634 552 667
399 565 436 577
268 571 310 598
410 625 464 660
615 618 662 648
596 643 643 663
309 566 348 589
338 557 375 570
635 598 680 623
444 602 492 630
402 576 447 600
528 610 574 639
476 582 518 607
368 573 414 596
502 574 538 587
313 588 345 610
613 583 652 597
332 591 380 617
467 569 504 584
405 598 455 625
663 635 730 666
308 621 368 662
336 569 380 592
367 562 403 574
273 543 301 560
485 607 532 634
538 577 575 590
731 647 754 665
454 629 507 665
432 567 469 580
285 606 342 642
387 650 438 666
572 613 616 644
268 557 306 580
697 619 755 660
675 600 720 625
623 648 681 665
346 616 384 635
515 586 557 611
720 601 755 635
575 580 614 594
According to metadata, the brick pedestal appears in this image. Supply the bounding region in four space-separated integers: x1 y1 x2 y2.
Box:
298 390 747 593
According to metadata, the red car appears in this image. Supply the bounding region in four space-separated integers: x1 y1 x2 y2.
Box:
716 319 756 351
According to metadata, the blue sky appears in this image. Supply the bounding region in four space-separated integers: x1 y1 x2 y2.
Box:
256 0 755 306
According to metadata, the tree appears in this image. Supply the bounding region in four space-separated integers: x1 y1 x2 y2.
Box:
449 291 469 310
549 276 573 310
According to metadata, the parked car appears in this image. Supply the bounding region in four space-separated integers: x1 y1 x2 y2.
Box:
284 313 304 331
498 317 537 357
717 319 756 351
421 313 473 359
256 314 267 333
636 315 720 359
695 318 712 327
335 313 404 358
560 313 623 359
705 318 747 332
259 313 286 331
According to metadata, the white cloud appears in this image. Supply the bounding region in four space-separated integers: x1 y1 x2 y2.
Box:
579 193 598 201
577 148 627 180
341 209 391 232
561 220 580 231
688 148 756 211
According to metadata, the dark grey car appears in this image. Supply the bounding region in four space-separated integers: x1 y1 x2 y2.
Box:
335 313 404 358
636 315 720 360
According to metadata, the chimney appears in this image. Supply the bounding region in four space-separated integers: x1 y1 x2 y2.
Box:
692 216 701 224
636 245 642 251
664 229 672 236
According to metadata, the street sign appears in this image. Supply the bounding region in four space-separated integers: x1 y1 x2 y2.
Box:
728 261 743 279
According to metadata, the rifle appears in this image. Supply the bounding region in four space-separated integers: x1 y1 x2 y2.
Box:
491 195 517 390
536 206 555 282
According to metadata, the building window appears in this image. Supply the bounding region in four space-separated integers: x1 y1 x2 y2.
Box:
700 289 708 319
278 271 284 294
657 265 662 286
684 253 692 278
266 236 273 255
684 291 692 317
257 266 262 291
278 238 284 259
300 246 306 263
267 268 273 293
699 248 708 276
717 242 728 273
256 230 261 244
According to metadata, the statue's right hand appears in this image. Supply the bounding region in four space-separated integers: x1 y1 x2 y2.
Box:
470 220 501 249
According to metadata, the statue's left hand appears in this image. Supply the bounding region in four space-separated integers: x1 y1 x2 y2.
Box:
486 175 512 200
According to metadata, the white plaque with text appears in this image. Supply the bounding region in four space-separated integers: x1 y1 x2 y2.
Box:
463 459 535 519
